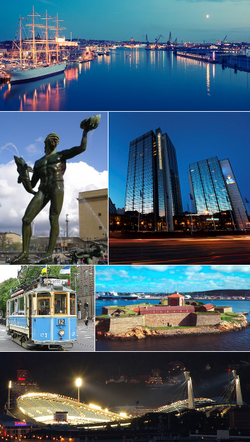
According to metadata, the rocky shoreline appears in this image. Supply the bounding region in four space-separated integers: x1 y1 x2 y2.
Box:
96 316 249 340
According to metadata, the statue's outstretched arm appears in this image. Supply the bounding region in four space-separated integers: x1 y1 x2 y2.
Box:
14 156 37 195
61 114 101 160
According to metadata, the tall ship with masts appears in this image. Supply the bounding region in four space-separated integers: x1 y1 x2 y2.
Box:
6 7 67 84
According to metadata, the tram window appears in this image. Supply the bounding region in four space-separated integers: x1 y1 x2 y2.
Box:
70 294 76 315
32 295 36 314
38 298 50 315
10 300 15 315
18 297 24 314
54 293 67 315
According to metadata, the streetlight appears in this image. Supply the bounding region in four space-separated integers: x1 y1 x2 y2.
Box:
76 378 82 402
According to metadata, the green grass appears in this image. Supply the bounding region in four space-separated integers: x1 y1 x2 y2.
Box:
194 312 221 315
145 325 191 330
96 310 138 319
220 312 242 322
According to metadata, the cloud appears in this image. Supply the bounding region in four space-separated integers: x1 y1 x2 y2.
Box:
0 160 108 237
0 266 21 283
96 268 130 281
25 136 44 157
210 265 250 274
132 265 173 272
184 265 203 275
26 143 43 156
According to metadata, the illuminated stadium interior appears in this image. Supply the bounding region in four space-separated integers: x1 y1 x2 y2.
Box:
157 398 216 414
17 393 126 425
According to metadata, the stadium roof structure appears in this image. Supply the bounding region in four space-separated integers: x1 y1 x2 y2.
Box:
16 393 126 425
157 398 216 414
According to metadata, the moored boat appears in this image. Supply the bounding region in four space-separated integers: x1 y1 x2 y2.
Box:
5 7 67 84
8 62 66 84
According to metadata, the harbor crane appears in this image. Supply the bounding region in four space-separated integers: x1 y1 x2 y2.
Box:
219 35 227 47
167 31 172 46
155 34 164 49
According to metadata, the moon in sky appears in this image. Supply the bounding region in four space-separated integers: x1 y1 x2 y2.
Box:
206 14 210 18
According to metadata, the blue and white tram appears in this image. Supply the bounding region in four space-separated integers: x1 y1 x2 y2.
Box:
6 277 77 349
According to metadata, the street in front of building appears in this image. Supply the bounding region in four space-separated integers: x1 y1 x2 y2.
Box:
0 320 95 352
109 234 250 264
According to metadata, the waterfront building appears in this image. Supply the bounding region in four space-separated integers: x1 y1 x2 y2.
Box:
125 128 182 231
188 156 248 229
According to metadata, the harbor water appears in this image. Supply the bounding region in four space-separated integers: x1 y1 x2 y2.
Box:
96 299 250 352
1 48 250 111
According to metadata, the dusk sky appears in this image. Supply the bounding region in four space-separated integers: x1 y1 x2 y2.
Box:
109 112 250 212
0 112 107 236
1 0 250 43
95 265 250 293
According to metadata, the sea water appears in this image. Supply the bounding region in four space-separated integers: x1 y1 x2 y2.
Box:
1 49 250 111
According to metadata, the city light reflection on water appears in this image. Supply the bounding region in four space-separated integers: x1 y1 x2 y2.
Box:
1 48 250 111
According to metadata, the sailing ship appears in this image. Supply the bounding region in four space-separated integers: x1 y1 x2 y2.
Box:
6 7 66 84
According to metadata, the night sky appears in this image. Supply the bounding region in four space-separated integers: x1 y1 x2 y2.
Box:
109 112 250 212
1 0 250 43
1 352 250 410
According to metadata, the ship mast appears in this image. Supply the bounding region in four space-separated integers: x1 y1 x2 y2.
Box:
53 13 65 63
56 13 59 62
32 6 36 65
19 16 22 65
45 10 49 64
27 6 41 66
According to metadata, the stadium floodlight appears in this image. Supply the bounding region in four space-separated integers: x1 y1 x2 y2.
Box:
8 381 12 409
76 378 82 402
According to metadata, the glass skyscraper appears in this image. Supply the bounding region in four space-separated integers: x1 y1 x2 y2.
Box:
188 156 248 229
125 128 182 231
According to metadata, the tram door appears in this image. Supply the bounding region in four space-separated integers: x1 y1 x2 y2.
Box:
28 295 32 339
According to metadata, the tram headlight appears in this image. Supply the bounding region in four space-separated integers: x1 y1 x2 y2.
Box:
59 329 65 337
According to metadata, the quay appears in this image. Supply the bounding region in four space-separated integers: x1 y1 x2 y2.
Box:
0 69 10 82
176 51 250 73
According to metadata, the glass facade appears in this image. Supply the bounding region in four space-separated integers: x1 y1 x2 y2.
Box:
125 130 155 214
163 133 183 216
125 128 182 231
220 158 249 229
188 156 232 215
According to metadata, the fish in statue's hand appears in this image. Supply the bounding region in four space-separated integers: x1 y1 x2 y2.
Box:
80 114 101 131
14 156 36 195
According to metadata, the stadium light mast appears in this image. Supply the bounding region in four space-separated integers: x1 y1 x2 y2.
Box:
8 381 12 409
233 370 243 406
76 378 82 402
184 371 195 410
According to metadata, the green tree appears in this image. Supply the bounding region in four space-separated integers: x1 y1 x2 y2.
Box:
0 265 79 315
0 277 19 316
